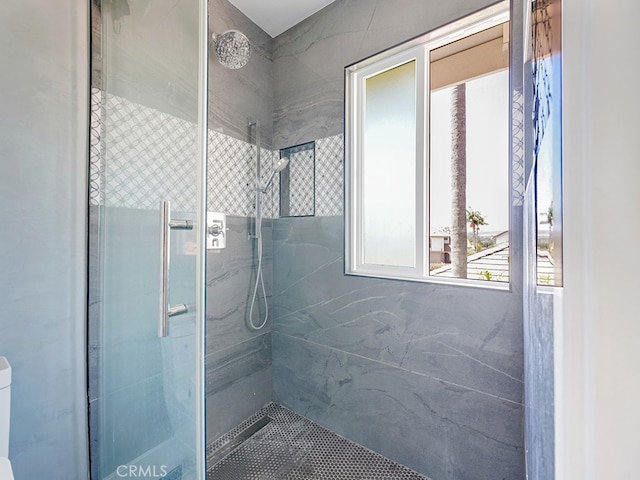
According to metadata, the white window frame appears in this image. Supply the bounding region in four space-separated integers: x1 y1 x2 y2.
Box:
347 46 427 280
345 1 510 285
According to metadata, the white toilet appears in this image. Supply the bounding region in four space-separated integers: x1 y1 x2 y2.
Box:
0 357 14 480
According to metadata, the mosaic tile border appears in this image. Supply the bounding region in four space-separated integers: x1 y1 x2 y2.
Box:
90 89 344 218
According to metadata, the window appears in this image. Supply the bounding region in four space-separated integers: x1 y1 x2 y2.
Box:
345 2 510 285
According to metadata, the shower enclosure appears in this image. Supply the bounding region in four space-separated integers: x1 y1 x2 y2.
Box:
203 0 527 479
85 0 534 477
88 0 208 478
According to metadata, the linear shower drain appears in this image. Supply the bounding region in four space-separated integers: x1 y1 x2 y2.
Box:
208 415 272 467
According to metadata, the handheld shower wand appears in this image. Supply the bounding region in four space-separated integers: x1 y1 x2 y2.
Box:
260 156 290 193
248 123 290 330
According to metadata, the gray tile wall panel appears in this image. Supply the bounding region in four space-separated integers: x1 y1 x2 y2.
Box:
272 216 524 479
209 0 274 149
205 216 273 442
273 333 523 480
270 1 526 477
273 0 496 149
0 1 90 478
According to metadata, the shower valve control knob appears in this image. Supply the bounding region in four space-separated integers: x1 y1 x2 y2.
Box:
208 222 224 237
207 212 227 250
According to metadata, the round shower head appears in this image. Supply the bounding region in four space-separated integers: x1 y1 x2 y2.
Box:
213 30 251 70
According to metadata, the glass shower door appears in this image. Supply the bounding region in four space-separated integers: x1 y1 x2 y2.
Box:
89 0 206 478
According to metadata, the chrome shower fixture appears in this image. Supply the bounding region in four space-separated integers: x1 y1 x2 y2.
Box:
212 30 251 69
260 156 290 193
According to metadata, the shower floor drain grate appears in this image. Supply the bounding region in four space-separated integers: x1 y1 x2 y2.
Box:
206 403 430 480
208 415 272 466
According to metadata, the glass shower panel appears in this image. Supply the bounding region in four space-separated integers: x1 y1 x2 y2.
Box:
89 0 205 478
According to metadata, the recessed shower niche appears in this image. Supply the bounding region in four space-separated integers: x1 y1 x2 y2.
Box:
279 142 315 217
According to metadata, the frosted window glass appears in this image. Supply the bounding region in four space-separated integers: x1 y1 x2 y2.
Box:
362 61 416 267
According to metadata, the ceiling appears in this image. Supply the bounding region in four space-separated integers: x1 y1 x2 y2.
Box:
228 0 337 37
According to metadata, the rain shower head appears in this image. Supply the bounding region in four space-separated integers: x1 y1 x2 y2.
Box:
261 157 290 193
212 30 251 69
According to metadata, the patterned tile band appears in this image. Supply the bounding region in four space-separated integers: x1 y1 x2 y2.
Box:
91 85 520 215
90 88 344 218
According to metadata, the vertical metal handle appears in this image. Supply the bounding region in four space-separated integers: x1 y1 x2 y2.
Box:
159 200 172 337
159 199 193 337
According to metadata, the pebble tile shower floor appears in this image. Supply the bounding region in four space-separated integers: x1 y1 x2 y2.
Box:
206 403 430 480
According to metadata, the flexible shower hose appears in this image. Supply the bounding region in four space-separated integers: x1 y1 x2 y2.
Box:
248 216 268 330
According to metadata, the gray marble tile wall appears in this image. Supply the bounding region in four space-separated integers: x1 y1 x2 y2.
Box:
100 0 201 125
272 217 524 479
523 287 554 480
205 216 273 440
269 2 525 478
209 0 274 149
206 0 277 444
0 1 90 478
272 0 497 149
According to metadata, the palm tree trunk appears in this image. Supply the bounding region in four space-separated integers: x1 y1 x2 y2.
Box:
451 83 467 278
474 226 479 252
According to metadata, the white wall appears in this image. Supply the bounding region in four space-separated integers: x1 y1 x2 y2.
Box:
0 1 89 478
559 0 640 478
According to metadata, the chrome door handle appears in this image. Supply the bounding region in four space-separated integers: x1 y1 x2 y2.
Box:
159 199 194 337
